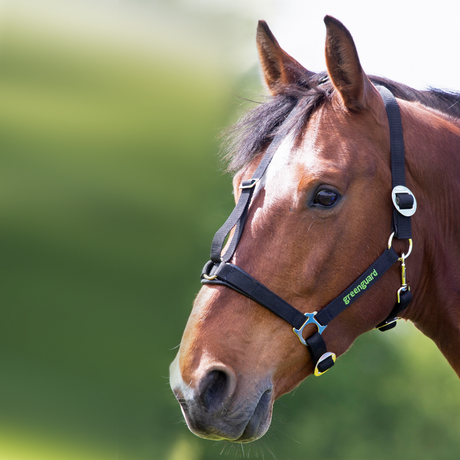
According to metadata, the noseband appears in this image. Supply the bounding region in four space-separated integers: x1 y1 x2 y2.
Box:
201 86 416 376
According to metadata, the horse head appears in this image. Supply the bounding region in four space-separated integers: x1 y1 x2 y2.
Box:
169 16 460 443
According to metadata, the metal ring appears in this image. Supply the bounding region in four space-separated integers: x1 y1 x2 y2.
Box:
202 273 218 280
387 232 395 249
400 239 413 260
388 232 413 260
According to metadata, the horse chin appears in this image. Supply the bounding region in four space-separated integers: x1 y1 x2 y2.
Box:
183 388 273 443
235 389 273 443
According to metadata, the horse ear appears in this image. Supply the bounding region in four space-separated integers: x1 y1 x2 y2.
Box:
324 16 375 111
257 20 315 95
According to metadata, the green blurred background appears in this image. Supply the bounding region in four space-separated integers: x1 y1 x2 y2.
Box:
0 1 458 459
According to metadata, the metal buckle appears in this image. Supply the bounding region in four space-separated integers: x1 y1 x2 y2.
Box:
239 178 259 189
391 185 417 217
375 318 400 331
292 312 327 346
314 352 337 377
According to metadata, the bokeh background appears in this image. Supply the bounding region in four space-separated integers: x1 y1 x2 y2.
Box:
0 1 459 459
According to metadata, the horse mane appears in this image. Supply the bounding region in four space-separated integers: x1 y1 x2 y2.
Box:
222 72 460 174
370 76 460 118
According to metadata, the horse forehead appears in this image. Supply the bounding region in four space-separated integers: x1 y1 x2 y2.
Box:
262 132 299 184
235 104 380 195
232 133 300 198
303 107 357 160
260 128 342 184
261 123 351 188
269 106 364 170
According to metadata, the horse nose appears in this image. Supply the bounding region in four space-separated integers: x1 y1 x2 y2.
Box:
198 366 237 412
171 356 273 441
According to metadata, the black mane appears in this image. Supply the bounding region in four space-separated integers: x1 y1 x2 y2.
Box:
222 73 460 173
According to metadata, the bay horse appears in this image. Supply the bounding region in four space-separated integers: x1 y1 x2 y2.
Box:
170 16 460 443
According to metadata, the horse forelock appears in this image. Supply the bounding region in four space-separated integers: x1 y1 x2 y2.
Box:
221 74 460 175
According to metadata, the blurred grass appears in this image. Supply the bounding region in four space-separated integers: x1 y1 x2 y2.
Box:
0 2 458 460
0 4 235 458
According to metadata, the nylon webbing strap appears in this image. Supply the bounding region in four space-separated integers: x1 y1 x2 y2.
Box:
204 262 308 329
305 333 328 366
376 86 412 240
210 103 302 263
210 188 252 263
203 247 399 332
376 288 413 331
315 247 399 326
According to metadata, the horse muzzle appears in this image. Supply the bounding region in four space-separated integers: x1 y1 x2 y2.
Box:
169 354 273 442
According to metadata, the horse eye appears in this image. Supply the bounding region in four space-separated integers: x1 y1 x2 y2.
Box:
314 188 339 207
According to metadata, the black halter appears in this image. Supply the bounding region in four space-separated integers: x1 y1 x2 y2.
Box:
201 86 416 376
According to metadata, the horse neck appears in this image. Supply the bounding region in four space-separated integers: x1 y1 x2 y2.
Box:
402 101 460 373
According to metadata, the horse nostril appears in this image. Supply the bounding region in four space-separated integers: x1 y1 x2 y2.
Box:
199 369 235 411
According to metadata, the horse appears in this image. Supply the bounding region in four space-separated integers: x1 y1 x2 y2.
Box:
169 15 460 443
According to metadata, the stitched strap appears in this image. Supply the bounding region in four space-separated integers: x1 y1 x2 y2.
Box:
305 333 333 373
210 187 252 263
376 288 413 331
202 262 307 329
315 247 399 326
376 86 412 240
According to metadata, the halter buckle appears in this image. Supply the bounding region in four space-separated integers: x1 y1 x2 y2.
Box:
391 185 417 217
239 178 259 189
375 318 399 332
314 352 337 376
293 312 327 346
